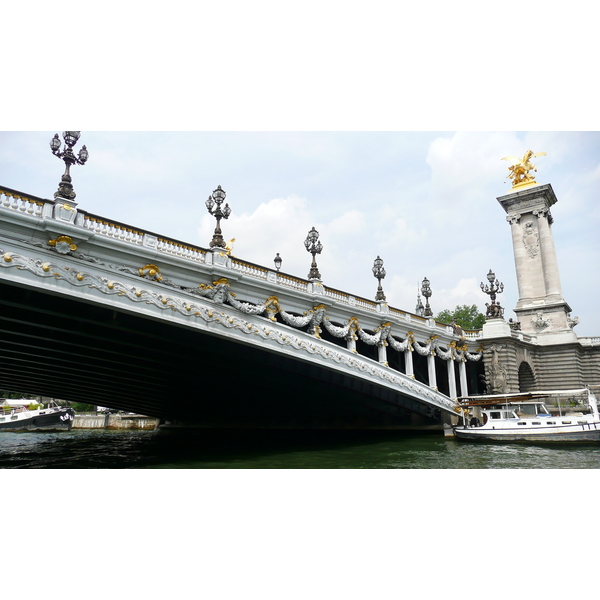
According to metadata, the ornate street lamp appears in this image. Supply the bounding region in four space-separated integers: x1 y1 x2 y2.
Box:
274 253 282 271
304 226 323 280
481 269 505 318
421 277 433 317
50 131 89 200
372 255 386 301
205 185 231 249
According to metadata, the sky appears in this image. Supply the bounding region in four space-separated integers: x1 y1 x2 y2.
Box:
3 1 599 587
1 131 599 336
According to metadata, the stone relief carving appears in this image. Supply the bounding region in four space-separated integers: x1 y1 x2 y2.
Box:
483 344 509 394
567 313 580 329
522 221 540 258
531 312 552 331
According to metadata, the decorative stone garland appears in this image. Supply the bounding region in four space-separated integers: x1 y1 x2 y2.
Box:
0 248 467 414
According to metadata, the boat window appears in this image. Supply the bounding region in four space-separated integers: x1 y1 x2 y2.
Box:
562 421 571 424
0 417 4 422
490 412 501 419
518 405 536 415
546 421 555 425
578 421 587 425
517 422 527 426
532 421 541 425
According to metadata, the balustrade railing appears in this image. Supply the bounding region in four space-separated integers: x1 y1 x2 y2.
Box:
324 287 350 303
0 186 46 217
276 274 309 292
1 185 486 340
82 215 145 244
157 238 206 262
464 330 483 339
354 297 378 312
231 259 268 280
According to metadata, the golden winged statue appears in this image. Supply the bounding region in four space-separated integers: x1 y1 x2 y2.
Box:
225 238 236 256
501 150 546 189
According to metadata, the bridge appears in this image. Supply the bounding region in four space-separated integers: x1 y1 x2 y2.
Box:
0 184 484 429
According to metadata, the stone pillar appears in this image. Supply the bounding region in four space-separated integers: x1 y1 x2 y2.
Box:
459 360 468 397
447 359 457 399
404 348 414 378
427 353 437 390
533 206 563 301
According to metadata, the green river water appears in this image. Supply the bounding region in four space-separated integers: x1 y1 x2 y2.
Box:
2 428 600 468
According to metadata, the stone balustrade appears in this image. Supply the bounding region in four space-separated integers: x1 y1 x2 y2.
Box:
0 186 46 217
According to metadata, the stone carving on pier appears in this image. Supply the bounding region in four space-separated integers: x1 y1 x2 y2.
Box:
502 150 546 189
531 312 552 331
483 344 509 394
567 313 580 329
522 221 540 258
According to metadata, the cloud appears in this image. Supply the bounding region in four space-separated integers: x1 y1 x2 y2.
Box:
200 195 316 275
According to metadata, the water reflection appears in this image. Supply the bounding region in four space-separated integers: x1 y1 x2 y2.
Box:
1 429 599 468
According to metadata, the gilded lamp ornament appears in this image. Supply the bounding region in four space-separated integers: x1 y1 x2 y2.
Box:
50 131 89 200
502 150 546 190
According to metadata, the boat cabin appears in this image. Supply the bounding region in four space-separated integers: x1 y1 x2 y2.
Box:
467 402 554 428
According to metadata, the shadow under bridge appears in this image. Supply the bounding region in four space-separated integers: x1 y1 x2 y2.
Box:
0 280 457 430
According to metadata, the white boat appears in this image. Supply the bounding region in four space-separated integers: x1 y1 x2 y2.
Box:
452 388 600 442
0 399 74 432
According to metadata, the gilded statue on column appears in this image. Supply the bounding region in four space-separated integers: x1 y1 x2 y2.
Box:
502 150 546 189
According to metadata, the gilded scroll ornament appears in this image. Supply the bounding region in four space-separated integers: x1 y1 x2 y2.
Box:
48 235 77 254
138 264 163 281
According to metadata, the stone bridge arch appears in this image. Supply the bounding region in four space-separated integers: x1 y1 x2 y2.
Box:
518 361 536 392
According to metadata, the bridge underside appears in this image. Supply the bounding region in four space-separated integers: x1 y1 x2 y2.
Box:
0 281 443 429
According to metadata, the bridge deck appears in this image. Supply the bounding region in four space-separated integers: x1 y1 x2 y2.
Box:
0 185 484 428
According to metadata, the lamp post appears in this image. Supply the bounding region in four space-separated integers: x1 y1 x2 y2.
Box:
274 253 282 272
304 226 323 280
421 277 433 317
372 256 386 301
205 185 231 249
481 269 504 318
50 131 88 200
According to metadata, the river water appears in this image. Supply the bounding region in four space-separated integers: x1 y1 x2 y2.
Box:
2 428 600 468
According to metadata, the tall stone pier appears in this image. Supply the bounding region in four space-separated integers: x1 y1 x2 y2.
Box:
497 183 578 345
479 173 599 395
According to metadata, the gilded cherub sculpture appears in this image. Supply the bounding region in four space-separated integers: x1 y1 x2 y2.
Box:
501 150 546 189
